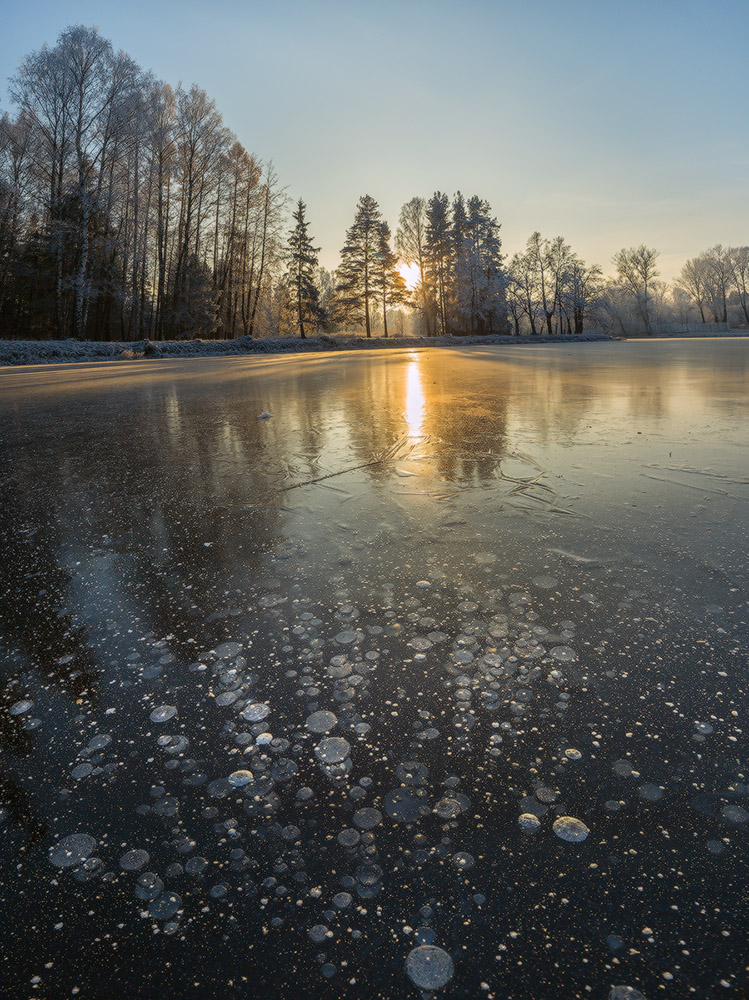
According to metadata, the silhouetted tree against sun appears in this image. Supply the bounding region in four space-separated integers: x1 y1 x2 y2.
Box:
374 220 407 338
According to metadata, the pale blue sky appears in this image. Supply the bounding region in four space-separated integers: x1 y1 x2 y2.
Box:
1 0 747 279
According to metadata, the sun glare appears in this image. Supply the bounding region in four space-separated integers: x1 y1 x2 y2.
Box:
398 261 422 291
405 356 425 438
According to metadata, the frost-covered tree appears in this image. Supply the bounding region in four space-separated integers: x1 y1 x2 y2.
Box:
283 198 321 339
425 191 452 335
676 255 711 324
374 220 407 338
395 196 433 336
523 232 565 337
0 24 285 341
336 194 382 337
452 195 506 334
10 25 141 338
702 244 732 323
612 245 660 335
562 256 602 335
727 246 749 324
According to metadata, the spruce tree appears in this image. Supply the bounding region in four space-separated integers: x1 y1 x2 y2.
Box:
452 194 507 335
336 194 382 337
284 198 321 339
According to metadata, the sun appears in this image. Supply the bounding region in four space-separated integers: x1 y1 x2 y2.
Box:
398 261 422 291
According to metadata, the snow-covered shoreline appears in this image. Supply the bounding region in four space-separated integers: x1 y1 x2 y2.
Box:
0 332 619 367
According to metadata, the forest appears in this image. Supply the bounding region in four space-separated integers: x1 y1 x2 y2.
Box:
0 25 747 342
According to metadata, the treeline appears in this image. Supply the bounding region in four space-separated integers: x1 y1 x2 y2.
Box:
0 26 746 342
0 25 285 341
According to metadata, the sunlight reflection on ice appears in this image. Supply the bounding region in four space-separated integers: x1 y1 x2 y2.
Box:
405 355 425 438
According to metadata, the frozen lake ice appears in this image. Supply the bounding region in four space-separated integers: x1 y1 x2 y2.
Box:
0 340 747 998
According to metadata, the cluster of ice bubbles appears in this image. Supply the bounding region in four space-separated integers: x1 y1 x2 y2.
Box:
41 576 685 993
7 697 43 732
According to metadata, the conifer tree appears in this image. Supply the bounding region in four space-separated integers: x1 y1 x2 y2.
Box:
284 198 321 339
336 194 382 337
425 191 452 335
452 194 507 334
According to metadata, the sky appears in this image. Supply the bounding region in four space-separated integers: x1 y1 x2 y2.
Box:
1 0 747 280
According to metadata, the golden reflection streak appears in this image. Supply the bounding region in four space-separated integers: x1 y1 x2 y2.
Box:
405 355 425 438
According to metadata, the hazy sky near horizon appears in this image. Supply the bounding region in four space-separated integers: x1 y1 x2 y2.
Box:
1 0 747 280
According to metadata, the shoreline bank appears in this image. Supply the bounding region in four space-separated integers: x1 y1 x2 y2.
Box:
2 330 747 368
0 332 613 368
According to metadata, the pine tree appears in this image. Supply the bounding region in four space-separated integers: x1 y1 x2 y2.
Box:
284 198 321 339
374 221 407 338
336 194 382 337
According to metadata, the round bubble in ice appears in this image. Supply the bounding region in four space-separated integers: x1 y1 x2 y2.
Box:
305 710 338 734
315 737 350 764
334 630 360 645
353 808 383 830
308 924 329 944
383 790 423 823
518 813 541 834
434 796 464 819
536 786 559 804
71 763 93 780
215 691 238 707
149 892 182 920
135 872 164 901
550 646 576 662
9 699 33 716
722 804 749 825
49 833 97 868
332 892 353 909
214 642 242 659
228 770 254 787
553 816 589 842
395 761 429 785
241 703 270 723
405 945 455 990
613 760 634 777
337 828 361 848
639 784 664 802
120 849 150 872
451 851 474 870
150 705 177 723
609 988 648 1000
157 734 188 754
